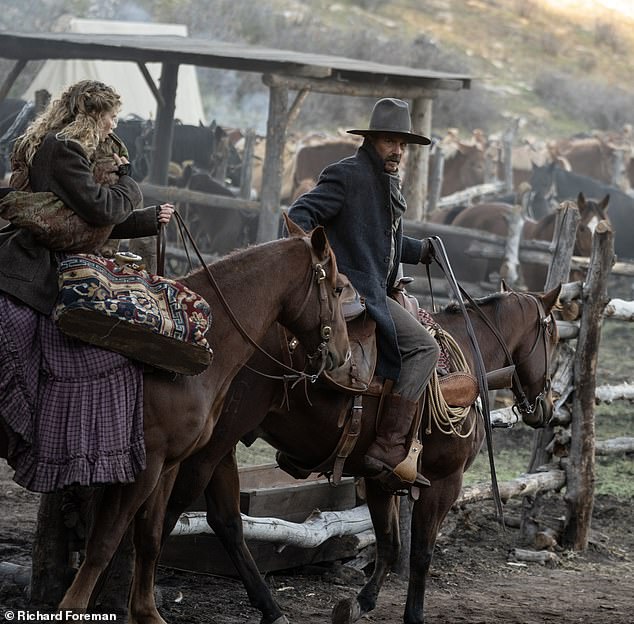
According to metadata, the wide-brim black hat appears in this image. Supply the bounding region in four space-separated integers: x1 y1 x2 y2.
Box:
347 98 431 145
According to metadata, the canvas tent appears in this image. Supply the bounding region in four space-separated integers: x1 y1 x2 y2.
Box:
22 18 206 125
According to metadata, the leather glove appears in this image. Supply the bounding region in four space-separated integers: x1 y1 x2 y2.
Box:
117 163 131 177
419 238 434 264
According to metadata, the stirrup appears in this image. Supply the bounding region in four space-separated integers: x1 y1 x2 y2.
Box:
375 469 430 494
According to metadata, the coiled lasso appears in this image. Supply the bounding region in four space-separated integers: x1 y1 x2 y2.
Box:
424 327 477 438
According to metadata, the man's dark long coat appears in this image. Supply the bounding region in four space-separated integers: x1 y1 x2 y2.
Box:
288 141 425 381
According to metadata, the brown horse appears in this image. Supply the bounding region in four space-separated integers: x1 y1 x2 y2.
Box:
451 193 609 290
48 220 351 617
156 283 561 624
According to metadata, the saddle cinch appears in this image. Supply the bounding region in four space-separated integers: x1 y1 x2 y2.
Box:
277 279 514 485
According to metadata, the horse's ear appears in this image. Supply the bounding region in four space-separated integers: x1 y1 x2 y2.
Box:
599 194 610 215
310 225 330 260
577 192 586 208
541 283 562 314
500 279 511 292
283 212 307 237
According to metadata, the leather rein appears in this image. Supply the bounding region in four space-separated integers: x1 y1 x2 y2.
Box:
159 211 338 382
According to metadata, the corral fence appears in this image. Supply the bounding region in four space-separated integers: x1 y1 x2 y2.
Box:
160 203 632 575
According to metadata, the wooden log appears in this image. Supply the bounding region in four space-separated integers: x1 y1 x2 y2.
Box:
171 506 373 547
454 469 565 508
604 298 634 321
573 256 634 277
436 180 506 208
556 320 580 340
257 82 289 242
595 383 634 403
148 62 178 186
499 204 523 286
525 203 580 497
508 548 560 566
465 241 552 266
490 406 520 427
564 220 614 551
426 146 444 215
402 96 432 222
239 128 256 200
595 437 634 455
558 281 583 302
139 182 260 212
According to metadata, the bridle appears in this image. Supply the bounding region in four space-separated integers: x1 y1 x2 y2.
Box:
167 211 342 382
499 293 556 422
283 241 343 378
469 290 555 424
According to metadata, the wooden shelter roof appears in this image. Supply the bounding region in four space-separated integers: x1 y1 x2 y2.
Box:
0 31 471 92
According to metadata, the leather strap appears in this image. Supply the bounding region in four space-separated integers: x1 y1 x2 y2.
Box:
156 221 166 277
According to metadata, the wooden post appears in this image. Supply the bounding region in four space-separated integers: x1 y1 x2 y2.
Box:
527 201 580 472
239 128 256 200
563 220 614 550
30 493 71 608
0 59 27 102
426 146 445 217
256 82 289 243
502 119 518 194
521 201 580 542
402 97 433 222
499 204 524 286
148 62 178 186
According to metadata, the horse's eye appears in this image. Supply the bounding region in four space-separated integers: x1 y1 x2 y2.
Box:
334 286 344 295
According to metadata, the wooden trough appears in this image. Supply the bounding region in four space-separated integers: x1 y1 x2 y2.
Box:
160 463 359 576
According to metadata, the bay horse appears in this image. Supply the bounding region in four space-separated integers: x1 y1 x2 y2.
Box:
49 219 351 616
155 283 561 624
451 193 609 290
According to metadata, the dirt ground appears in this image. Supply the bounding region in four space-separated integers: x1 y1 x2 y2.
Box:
1 319 633 623
0 457 632 624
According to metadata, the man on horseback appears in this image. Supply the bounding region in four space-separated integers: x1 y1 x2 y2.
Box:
288 97 439 490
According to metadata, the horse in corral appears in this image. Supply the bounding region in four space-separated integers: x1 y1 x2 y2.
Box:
451 193 609 290
529 162 634 259
158 283 561 624
51 219 351 616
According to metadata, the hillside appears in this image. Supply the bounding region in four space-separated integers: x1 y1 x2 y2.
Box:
2 0 634 140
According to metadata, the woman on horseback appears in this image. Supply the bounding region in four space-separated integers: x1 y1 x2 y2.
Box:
0 80 173 492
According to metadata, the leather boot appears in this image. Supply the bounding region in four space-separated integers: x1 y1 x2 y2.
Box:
364 394 430 488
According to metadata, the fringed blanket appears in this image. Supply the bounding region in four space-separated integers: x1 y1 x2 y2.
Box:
0 293 145 493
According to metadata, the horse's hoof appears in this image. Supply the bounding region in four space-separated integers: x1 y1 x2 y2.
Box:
332 597 361 624
264 616 289 624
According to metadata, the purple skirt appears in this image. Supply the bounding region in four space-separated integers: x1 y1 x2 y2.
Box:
0 293 145 493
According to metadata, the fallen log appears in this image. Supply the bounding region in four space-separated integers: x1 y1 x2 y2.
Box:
508 548 560 567
455 469 566 508
595 437 634 455
604 298 634 321
171 506 373 547
595 383 634 403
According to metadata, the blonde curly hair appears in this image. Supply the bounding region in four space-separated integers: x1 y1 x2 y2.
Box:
13 80 121 165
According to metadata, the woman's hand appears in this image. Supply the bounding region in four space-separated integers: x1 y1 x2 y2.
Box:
157 203 175 224
113 153 131 177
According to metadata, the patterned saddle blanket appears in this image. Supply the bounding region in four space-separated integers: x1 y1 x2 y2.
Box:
54 254 213 375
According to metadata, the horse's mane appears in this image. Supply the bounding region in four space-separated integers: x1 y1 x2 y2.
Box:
442 291 506 315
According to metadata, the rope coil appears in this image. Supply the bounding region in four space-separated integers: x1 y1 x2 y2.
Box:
425 327 476 438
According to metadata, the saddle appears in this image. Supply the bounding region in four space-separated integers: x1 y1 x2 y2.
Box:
324 280 479 407
276 280 482 485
